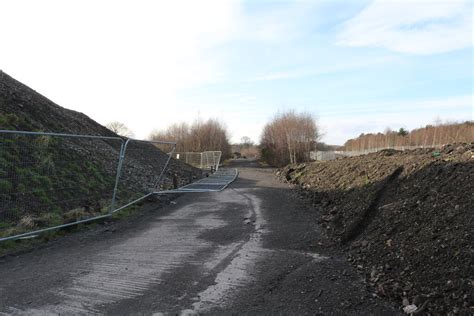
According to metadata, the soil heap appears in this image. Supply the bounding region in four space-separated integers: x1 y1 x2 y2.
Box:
278 145 473 314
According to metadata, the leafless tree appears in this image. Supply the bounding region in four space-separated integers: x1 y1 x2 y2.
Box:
232 137 259 159
240 136 254 148
260 111 320 166
343 120 473 151
149 118 232 158
106 121 135 138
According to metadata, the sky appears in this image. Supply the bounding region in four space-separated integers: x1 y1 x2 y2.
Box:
0 0 472 145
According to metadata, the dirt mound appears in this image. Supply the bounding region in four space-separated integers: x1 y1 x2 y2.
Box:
278 145 473 314
0 71 201 237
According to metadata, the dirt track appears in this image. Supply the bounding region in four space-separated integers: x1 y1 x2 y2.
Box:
0 160 396 314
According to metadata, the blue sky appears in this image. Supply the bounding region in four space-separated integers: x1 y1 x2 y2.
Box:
0 0 472 144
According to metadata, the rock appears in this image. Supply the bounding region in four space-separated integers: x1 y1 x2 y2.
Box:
403 304 418 314
370 267 377 279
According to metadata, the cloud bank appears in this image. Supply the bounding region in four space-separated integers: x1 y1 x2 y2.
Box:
337 0 473 54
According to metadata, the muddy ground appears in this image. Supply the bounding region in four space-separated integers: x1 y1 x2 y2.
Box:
278 144 473 314
0 160 396 314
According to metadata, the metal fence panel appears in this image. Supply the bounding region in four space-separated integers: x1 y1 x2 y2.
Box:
112 139 176 212
173 152 202 168
173 151 221 170
0 130 181 242
0 130 235 242
158 168 238 193
0 130 124 241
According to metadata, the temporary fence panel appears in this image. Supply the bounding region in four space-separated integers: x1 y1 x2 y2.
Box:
0 130 239 243
173 151 221 170
0 130 176 242
0 130 123 241
157 168 238 193
111 139 177 213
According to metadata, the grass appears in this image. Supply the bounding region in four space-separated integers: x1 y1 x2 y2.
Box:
111 204 141 220
0 124 153 256
0 195 150 257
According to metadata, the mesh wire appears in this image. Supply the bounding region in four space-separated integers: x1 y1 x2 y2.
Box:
0 133 123 238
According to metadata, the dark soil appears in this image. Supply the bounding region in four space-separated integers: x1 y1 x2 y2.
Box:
278 144 474 314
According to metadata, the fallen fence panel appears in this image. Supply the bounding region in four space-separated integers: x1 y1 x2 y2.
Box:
157 168 238 193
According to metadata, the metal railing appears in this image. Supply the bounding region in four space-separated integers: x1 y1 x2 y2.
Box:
173 151 221 171
0 130 177 242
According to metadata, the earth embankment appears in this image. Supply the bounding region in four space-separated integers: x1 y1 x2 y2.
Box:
0 71 201 240
278 144 473 314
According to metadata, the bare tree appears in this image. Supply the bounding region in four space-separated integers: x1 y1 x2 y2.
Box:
240 136 254 148
106 121 135 138
260 111 319 166
231 137 259 159
343 120 473 151
149 118 232 158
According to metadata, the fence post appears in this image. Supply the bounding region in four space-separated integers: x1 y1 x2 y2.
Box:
152 143 177 191
216 151 221 171
109 139 129 213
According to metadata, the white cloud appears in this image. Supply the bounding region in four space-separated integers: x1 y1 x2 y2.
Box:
236 1 318 43
337 0 473 54
0 0 241 138
246 56 397 82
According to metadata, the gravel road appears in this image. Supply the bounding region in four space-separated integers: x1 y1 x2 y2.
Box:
0 160 396 315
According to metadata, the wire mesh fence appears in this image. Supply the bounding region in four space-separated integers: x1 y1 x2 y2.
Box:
172 151 221 170
113 139 176 211
0 131 123 240
162 168 238 193
0 130 177 242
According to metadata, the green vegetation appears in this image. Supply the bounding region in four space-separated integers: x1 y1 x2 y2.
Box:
0 133 118 241
0 112 35 131
111 204 140 220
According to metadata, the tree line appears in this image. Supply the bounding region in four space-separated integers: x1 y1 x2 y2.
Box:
106 111 320 167
149 118 232 158
107 116 472 169
344 121 473 151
